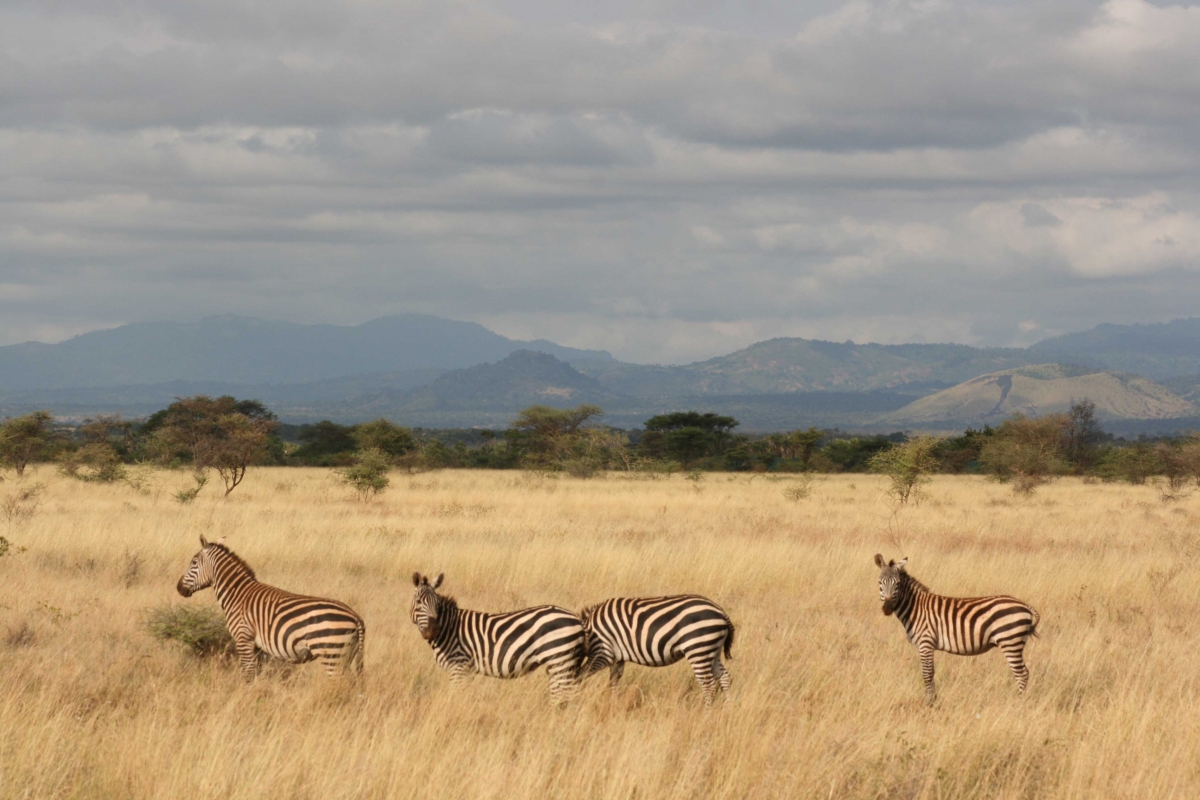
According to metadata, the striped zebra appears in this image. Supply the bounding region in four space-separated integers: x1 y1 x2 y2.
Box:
176 535 364 681
410 572 585 704
579 595 734 706
875 554 1039 704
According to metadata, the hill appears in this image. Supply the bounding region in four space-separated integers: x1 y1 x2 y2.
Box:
1029 318 1200 379
0 314 612 391
875 364 1198 426
576 338 1037 397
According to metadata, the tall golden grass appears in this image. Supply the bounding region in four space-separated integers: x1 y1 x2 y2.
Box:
1 468 1197 799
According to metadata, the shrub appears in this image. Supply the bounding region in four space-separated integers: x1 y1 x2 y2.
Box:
59 443 127 483
1 482 45 524
337 447 391 500
869 435 940 505
174 472 209 504
143 604 233 657
782 474 814 502
979 414 1068 495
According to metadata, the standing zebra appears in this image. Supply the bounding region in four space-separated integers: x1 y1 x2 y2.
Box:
176 535 364 681
875 554 1039 704
579 595 734 706
409 572 585 704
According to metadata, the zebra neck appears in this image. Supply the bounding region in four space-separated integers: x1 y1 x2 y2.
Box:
431 599 461 649
212 556 258 609
893 574 927 627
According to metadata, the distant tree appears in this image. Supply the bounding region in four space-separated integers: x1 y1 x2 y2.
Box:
149 396 276 495
352 419 416 460
869 435 940 505
337 447 391 501
293 421 357 465
1061 400 1104 472
641 411 739 466
762 427 824 469
933 426 994 474
509 404 607 473
979 414 1068 494
0 411 55 476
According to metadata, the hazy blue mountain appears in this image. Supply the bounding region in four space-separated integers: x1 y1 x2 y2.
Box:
1029 318 1200 379
0 314 612 391
576 338 1037 397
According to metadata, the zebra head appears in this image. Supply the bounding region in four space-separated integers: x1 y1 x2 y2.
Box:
177 535 224 597
410 572 445 641
874 553 908 616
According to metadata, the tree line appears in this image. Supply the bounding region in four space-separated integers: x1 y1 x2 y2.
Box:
1 397 1198 499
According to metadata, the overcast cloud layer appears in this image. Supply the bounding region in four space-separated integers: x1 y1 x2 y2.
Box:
2 0 1200 363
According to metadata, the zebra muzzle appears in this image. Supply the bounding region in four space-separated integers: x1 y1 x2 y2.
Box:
177 579 193 597
881 601 895 616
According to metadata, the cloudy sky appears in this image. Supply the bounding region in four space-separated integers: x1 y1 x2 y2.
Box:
2 0 1199 363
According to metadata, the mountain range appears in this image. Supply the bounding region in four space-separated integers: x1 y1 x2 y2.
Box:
3 314 1200 432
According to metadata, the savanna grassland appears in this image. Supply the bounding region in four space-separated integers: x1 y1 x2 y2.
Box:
1 468 1198 799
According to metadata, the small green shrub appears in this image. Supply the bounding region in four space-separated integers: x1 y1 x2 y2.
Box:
870 435 939 505
174 472 209 504
143 604 232 657
783 475 814 502
337 447 391 500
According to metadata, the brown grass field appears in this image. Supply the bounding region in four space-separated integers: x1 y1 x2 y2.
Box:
1 468 1198 799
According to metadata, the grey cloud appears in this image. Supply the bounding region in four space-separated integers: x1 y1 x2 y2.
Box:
2 1 1200 364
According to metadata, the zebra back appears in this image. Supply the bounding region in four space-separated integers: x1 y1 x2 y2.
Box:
581 595 734 668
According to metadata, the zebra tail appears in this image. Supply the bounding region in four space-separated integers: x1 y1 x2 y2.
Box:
724 620 735 660
1029 606 1041 638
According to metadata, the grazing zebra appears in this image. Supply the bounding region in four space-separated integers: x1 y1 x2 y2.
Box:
409 572 585 704
875 554 1039 704
579 595 735 706
176 535 364 681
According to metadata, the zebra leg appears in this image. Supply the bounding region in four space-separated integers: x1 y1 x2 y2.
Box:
608 661 625 689
713 652 731 701
1001 640 1030 694
353 627 365 676
546 655 582 706
687 653 719 707
918 641 936 704
235 637 259 682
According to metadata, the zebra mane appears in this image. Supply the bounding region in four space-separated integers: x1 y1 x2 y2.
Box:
209 543 257 581
900 569 930 595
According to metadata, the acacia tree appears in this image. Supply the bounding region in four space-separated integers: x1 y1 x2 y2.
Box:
0 411 55 476
869 435 940 506
980 414 1068 495
150 396 276 496
509 404 606 472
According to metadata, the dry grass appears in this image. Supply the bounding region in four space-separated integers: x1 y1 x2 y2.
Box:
1 468 1198 799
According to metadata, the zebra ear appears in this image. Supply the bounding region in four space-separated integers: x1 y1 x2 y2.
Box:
217 537 226 547
897 558 908 569
199 534 209 547
433 573 444 589
874 553 885 567
412 571 422 587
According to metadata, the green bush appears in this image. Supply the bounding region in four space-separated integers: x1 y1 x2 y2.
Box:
869 435 939 505
143 604 232 657
337 447 391 500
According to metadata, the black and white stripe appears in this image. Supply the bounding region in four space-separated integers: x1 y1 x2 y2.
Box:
875 554 1039 704
176 535 364 680
579 595 734 705
410 572 585 704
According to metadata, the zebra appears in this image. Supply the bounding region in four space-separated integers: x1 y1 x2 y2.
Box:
409 572 585 704
176 535 364 681
875 553 1039 704
579 595 734 706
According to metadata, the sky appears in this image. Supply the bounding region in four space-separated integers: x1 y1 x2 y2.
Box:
2 0 1199 365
